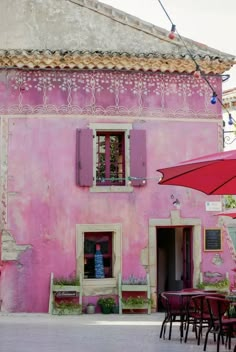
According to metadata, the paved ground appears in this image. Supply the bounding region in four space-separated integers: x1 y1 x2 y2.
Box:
0 312 234 352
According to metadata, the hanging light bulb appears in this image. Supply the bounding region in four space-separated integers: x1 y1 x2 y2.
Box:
193 65 201 78
228 113 234 126
193 70 201 79
210 92 217 104
168 24 176 40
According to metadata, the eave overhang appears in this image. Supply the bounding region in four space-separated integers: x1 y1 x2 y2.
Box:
0 50 234 75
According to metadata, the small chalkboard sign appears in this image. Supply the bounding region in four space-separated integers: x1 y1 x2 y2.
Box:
204 228 222 251
55 291 77 298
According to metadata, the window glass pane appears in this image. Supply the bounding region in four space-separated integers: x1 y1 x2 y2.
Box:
110 134 124 181
84 232 112 278
96 132 125 185
96 135 106 181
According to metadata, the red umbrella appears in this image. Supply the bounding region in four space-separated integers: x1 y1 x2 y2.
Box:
157 149 236 195
215 209 236 218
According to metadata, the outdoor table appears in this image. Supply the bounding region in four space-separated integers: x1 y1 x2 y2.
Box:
165 290 206 342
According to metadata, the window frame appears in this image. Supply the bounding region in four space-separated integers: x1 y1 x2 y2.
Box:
96 131 125 186
76 223 122 295
84 231 113 279
90 123 133 193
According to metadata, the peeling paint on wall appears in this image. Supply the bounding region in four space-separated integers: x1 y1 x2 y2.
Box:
1 230 31 261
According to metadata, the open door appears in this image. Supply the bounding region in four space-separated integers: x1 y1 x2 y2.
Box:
182 227 193 288
157 226 193 311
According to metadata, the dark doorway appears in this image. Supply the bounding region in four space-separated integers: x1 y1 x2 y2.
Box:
156 226 193 311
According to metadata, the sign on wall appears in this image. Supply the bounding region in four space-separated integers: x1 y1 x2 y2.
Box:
204 228 222 251
205 201 222 212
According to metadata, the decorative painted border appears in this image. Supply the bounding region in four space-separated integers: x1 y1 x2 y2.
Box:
0 70 222 118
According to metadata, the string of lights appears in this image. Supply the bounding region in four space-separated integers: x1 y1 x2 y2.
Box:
97 176 160 183
98 2 235 183
157 0 235 125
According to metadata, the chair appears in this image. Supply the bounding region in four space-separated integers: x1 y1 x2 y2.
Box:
185 293 225 345
204 296 236 352
159 291 187 341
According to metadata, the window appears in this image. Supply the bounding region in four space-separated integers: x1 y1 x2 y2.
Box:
96 132 125 186
76 123 146 191
84 232 113 278
76 223 122 294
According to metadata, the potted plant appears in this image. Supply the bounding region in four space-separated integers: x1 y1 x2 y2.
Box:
86 303 96 314
97 296 116 314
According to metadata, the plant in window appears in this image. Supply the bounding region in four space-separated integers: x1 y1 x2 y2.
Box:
96 132 125 185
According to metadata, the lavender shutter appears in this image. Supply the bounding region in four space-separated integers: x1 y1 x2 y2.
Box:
130 130 147 186
76 129 93 186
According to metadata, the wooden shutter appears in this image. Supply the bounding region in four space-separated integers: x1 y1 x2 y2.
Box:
76 129 93 186
130 130 147 186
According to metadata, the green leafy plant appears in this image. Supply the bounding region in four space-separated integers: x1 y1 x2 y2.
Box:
229 305 236 318
53 276 80 286
121 296 152 306
224 195 236 209
53 301 82 315
197 278 230 290
97 296 116 308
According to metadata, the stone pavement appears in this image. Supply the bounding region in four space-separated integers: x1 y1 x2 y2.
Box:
0 312 234 352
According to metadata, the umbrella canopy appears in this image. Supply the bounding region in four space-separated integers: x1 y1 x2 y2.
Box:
215 209 236 218
157 149 236 195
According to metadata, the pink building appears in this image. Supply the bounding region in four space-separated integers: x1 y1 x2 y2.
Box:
0 0 235 312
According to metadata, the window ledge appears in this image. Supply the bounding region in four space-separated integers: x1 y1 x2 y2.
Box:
90 186 133 193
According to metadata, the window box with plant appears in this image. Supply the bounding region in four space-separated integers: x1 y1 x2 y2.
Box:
48 272 83 314
121 274 149 291
121 296 152 310
53 300 82 315
52 276 81 292
197 278 230 293
118 273 151 314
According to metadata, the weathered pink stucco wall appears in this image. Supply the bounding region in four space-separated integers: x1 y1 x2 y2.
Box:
0 69 234 312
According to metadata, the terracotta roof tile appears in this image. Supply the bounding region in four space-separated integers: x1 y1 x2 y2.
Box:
0 49 234 74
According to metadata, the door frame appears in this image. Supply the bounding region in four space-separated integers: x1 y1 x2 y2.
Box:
148 210 201 310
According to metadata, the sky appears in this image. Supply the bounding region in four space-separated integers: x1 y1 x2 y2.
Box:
100 0 236 91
